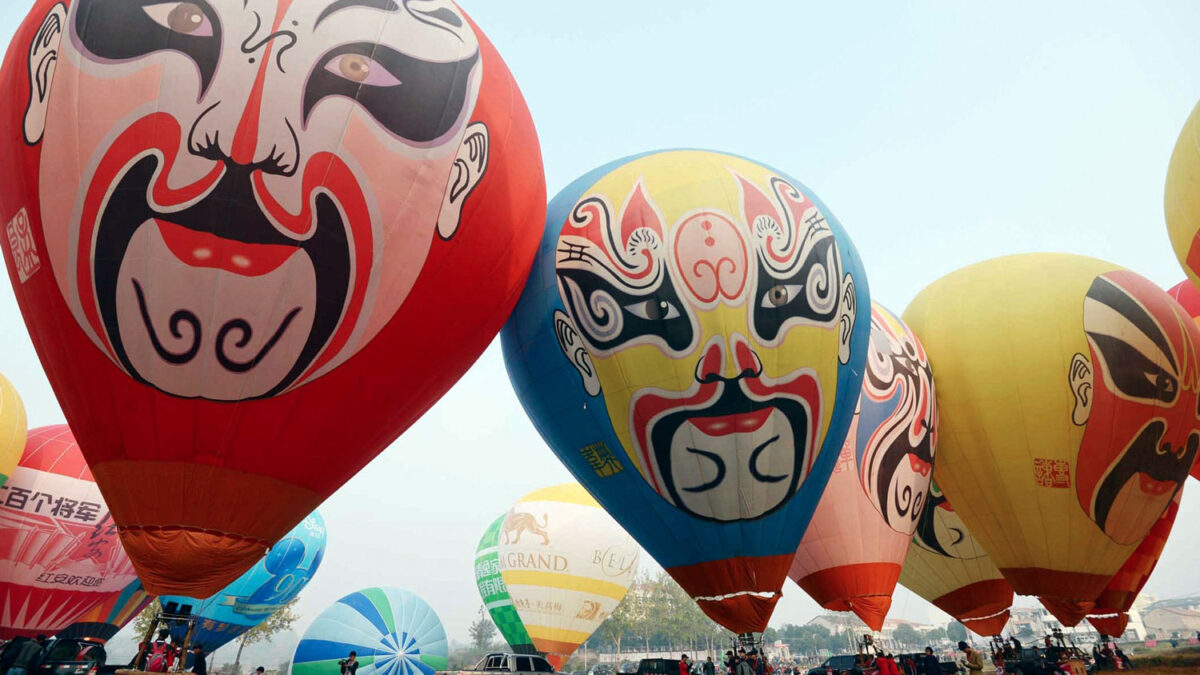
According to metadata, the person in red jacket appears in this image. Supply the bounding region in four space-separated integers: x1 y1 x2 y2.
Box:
680 655 691 675
876 654 900 675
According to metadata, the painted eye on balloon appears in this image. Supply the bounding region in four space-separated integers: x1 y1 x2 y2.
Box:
306 43 479 143
760 284 802 309
324 54 403 88
142 2 214 37
625 298 681 321
74 0 222 93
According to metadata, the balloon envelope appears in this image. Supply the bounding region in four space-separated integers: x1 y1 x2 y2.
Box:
292 587 448 675
502 149 870 632
0 373 25 488
56 578 153 643
903 254 1197 626
790 304 936 631
0 425 138 639
498 484 638 667
0 1 545 596
898 480 1013 637
160 511 326 651
475 514 534 654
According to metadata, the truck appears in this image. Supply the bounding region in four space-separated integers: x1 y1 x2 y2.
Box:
438 652 557 675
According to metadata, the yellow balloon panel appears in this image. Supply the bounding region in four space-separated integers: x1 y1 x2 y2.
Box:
903 253 1198 619
899 481 1013 636
0 373 26 487
498 484 639 666
1166 100 1200 292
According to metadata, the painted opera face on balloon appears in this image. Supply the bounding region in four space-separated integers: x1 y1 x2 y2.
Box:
24 0 489 400
552 156 857 522
1069 270 1200 545
856 306 936 535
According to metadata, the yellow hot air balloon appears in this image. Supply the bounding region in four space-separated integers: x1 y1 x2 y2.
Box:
498 484 639 668
1166 100 1200 292
898 480 1013 636
0 373 26 487
903 253 1198 626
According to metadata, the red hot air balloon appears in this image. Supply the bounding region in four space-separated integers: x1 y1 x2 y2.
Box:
0 1 544 596
1168 280 1200 482
0 426 138 639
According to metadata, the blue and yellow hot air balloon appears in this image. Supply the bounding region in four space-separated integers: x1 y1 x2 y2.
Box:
502 150 870 633
292 588 448 675
160 511 325 650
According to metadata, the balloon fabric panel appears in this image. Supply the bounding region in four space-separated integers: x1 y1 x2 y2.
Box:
292 587 448 675
1167 280 1200 482
903 254 1198 626
1166 100 1200 296
0 0 546 597
56 578 154 643
160 511 326 651
475 515 534 654
1087 490 1182 637
498 484 638 667
502 150 870 633
898 480 1013 637
0 374 25 488
0 426 138 639
790 304 936 632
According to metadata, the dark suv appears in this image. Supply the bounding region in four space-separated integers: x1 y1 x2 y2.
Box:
804 655 868 675
0 637 106 675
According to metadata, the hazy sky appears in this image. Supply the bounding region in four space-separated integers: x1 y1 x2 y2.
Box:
1 0 1200 654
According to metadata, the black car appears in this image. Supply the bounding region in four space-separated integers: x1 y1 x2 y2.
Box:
635 659 683 675
803 654 864 675
893 654 959 675
0 637 106 675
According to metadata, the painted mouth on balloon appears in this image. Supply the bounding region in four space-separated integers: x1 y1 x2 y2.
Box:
1091 421 1195 544
646 383 810 522
92 156 352 400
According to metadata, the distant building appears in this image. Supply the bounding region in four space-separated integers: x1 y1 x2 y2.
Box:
1142 596 1200 638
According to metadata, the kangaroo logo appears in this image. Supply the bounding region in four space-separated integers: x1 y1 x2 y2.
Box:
502 508 550 546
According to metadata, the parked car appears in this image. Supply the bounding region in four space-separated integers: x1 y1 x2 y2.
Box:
0 637 105 675
804 654 870 675
438 652 556 675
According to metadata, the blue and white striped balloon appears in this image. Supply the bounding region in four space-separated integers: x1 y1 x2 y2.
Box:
292 588 448 675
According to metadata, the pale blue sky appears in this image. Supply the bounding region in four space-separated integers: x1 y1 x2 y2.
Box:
1 0 1199 651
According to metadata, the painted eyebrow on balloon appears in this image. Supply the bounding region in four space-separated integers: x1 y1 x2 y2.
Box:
1085 277 1176 372
315 0 401 28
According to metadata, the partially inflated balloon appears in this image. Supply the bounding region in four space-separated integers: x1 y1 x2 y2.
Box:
1167 280 1200 482
1166 100 1200 293
790 304 936 631
503 150 870 632
499 484 638 667
57 579 153 643
475 515 534 654
1087 490 1181 637
0 1 544 596
898 481 1013 637
160 511 325 651
0 426 137 639
0 373 25 488
904 254 1198 626
292 588 448 675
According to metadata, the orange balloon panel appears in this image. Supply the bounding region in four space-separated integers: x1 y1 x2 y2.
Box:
899 481 1013 637
904 255 1198 626
1168 280 1200 482
1087 490 1181 637
790 305 936 631
0 1 544 595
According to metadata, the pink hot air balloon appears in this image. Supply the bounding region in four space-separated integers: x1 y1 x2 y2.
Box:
790 304 936 630
0 425 137 638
